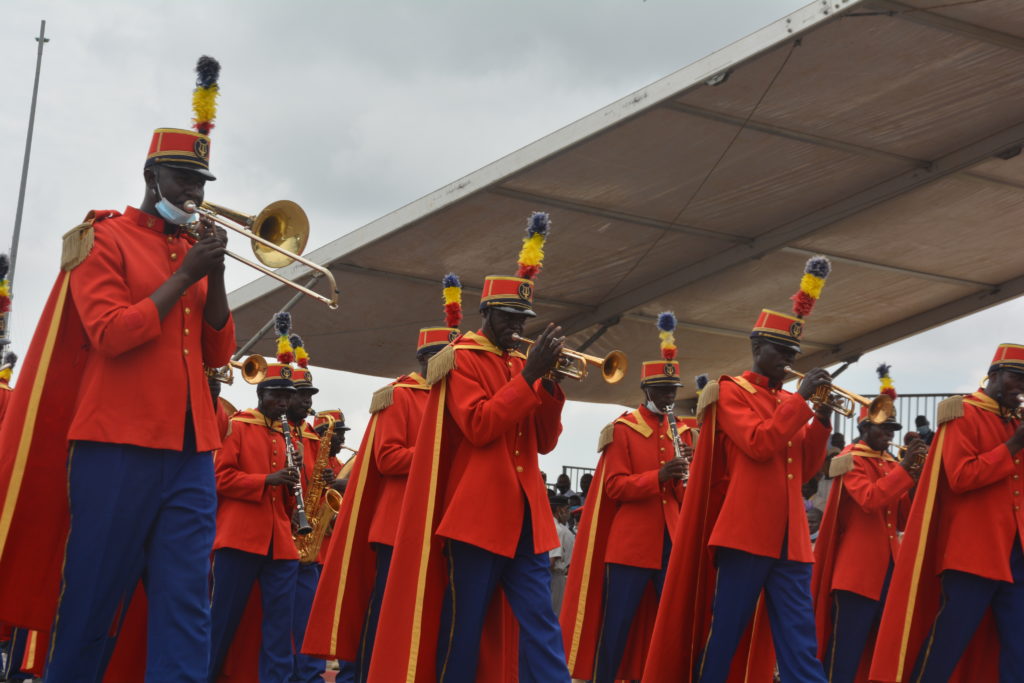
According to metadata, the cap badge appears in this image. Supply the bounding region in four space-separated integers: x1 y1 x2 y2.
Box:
789 320 804 338
193 136 210 160
280 366 292 379
518 281 533 301
664 363 676 376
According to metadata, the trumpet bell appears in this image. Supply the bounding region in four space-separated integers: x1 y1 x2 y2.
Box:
230 354 268 384
601 350 628 384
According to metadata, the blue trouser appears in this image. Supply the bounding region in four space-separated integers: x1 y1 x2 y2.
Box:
46 428 216 683
436 511 570 683
353 543 393 682
592 532 671 683
208 547 298 683
3 628 31 681
822 563 892 683
291 562 326 682
912 539 1024 682
697 545 826 683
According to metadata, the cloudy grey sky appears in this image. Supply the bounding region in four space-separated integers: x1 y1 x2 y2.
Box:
2 0 1020 478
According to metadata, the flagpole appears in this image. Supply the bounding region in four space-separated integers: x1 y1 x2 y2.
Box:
4 19 50 345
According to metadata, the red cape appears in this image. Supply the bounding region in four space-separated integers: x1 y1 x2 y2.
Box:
366 339 518 682
869 394 999 682
642 381 774 683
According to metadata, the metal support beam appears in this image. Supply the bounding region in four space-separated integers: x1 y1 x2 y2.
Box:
554 119 1024 337
865 0 1024 54
662 101 927 168
489 186 749 244
781 246 993 289
797 270 1024 369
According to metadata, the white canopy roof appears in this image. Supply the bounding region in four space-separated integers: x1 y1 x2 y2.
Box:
228 0 1024 406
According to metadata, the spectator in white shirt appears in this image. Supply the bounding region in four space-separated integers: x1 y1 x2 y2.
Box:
549 496 575 615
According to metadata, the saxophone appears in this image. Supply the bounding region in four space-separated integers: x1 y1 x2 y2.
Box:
296 415 343 563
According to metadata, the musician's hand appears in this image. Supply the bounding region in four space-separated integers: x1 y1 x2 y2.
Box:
1007 422 1024 455
814 402 833 424
679 444 694 463
180 218 227 283
266 467 300 488
900 438 928 480
522 323 565 384
321 468 336 486
797 368 832 401
658 458 687 483
293 442 304 469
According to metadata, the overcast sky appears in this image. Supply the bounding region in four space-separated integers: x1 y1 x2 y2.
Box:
2 0 1021 480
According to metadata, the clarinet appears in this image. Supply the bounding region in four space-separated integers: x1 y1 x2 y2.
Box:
279 414 313 536
665 407 690 485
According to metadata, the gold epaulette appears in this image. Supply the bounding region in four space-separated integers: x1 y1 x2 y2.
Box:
937 395 965 425
425 343 456 386
696 380 720 422
596 422 616 452
61 216 97 271
829 452 855 477
369 384 395 414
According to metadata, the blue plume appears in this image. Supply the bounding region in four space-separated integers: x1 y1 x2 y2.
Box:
0 254 9 280
289 334 304 349
526 211 551 237
195 55 221 88
695 373 709 391
3 352 16 368
442 272 461 288
876 363 891 379
657 311 677 332
804 255 832 279
274 311 291 337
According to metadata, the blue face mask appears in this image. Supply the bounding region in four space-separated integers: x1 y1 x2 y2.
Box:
153 176 199 226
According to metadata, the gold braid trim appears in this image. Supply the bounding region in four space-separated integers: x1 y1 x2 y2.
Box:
936 395 965 425
596 422 615 452
369 384 395 414
695 380 720 422
425 343 456 386
61 216 97 271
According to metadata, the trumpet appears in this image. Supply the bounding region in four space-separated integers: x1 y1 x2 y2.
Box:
898 443 927 473
785 367 895 421
511 334 627 383
207 354 269 385
183 200 339 309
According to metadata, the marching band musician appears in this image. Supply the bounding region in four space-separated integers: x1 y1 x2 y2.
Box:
368 213 569 682
285 336 338 683
560 312 692 682
303 274 463 681
812 365 923 683
208 325 302 683
0 57 233 682
645 257 835 683
872 344 1024 682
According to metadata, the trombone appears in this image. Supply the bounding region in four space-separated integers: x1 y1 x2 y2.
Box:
785 367 894 421
208 354 269 385
512 334 628 384
184 200 339 309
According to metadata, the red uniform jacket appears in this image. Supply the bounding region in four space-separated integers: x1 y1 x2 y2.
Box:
709 371 830 561
0 382 11 425
643 372 829 682
871 391 1015 682
561 406 692 681
367 332 563 681
811 442 913 678
68 207 236 451
370 373 429 546
214 410 298 560
0 208 234 632
303 374 429 661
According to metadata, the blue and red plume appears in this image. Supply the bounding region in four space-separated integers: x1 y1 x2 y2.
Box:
657 311 677 361
515 212 551 280
0 254 9 314
442 273 463 328
274 312 294 364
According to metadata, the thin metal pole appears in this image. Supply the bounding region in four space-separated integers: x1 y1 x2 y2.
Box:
4 20 49 345
232 274 320 360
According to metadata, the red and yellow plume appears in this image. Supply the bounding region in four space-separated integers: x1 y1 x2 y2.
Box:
275 312 294 364
442 273 463 328
877 363 896 399
0 254 10 314
515 212 551 280
290 334 309 369
790 255 832 318
192 56 220 135
657 311 677 361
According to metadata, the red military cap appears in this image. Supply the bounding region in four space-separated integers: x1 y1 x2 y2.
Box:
641 312 682 387
990 343 1024 374
144 56 221 181
260 363 296 390
479 212 552 317
314 409 350 432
